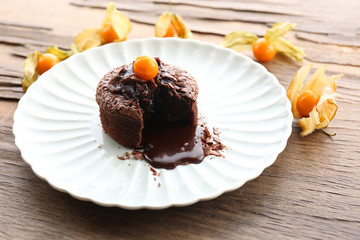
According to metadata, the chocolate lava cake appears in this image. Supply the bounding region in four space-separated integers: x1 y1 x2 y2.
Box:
96 57 198 148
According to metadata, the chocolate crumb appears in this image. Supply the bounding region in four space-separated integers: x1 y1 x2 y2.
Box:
213 127 220 136
128 164 130 166
154 177 156 181
203 146 211 155
213 136 221 143
125 152 131 157
158 182 161 187
117 155 126 160
203 127 211 139
209 150 224 157
157 172 161 177
206 138 213 145
98 145 102 148
200 124 226 159
150 166 157 175
132 150 142 155
132 150 143 160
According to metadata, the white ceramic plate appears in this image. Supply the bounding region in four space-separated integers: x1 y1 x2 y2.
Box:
13 38 292 209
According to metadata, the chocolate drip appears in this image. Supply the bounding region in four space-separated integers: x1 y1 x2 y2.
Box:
142 123 205 169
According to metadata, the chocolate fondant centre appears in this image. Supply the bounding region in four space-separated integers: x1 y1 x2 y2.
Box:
142 123 205 169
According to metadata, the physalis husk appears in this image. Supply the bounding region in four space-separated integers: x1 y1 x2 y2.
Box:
74 28 103 51
155 12 192 38
101 2 131 42
220 31 258 52
21 45 83 92
45 44 82 61
74 2 131 50
21 50 41 92
287 65 343 136
220 22 305 62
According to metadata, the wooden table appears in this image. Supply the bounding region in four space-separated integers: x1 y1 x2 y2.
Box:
1 0 359 239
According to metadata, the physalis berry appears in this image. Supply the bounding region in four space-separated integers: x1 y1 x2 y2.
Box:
155 12 192 39
133 55 159 80
287 65 343 136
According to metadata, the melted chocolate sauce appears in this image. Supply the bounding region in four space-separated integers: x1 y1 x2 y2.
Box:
142 123 205 169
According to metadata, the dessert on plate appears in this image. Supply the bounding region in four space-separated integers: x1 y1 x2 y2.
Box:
96 55 223 169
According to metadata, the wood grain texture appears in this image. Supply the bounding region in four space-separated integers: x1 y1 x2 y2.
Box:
0 0 359 239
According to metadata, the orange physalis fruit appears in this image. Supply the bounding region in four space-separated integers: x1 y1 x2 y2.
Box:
287 65 343 137
74 2 131 50
252 38 276 62
100 24 119 43
221 22 305 62
36 53 60 75
163 22 176 38
296 90 320 117
101 3 131 42
133 55 159 81
155 12 192 38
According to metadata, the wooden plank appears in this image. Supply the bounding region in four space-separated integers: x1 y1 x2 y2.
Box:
0 66 22 78
71 0 310 25
155 0 306 16
0 86 23 100
0 76 21 87
304 46 360 67
297 32 360 48
0 25 73 49
0 20 52 31
71 0 360 37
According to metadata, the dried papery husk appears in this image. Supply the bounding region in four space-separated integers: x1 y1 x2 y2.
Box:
315 88 339 129
298 96 338 137
298 107 320 137
155 12 172 37
265 22 296 41
221 21 305 62
155 12 192 38
74 2 131 50
220 31 258 51
266 22 305 62
102 2 131 42
74 28 102 51
45 44 82 61
271 37 305 62
287 65 343 137
301 65 326 95
21 50 41 92
287 64 313 119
